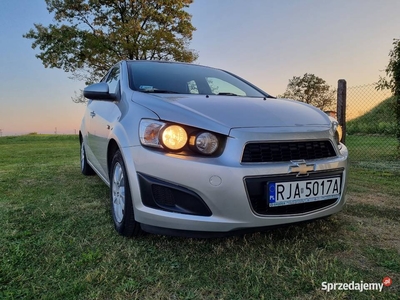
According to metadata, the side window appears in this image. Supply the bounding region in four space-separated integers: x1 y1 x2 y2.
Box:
187 80 199 94
106 66 120 95
206 77 246 96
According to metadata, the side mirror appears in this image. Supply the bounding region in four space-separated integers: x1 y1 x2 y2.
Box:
83 82 117 101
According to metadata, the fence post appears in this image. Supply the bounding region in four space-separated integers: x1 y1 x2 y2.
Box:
337 79 347 144
396 94 400 154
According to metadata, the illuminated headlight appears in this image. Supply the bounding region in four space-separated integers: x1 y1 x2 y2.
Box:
190 132 219 154
329 117 343 145
139 120 188 151
140 119 223 155
335 123 343 144
161 125 188 150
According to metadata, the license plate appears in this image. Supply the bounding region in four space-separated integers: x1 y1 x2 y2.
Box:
267 177 341 207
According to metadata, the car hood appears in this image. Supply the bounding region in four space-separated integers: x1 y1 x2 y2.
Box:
132 93 331 135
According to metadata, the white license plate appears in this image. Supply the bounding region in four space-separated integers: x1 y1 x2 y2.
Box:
268 177 341 207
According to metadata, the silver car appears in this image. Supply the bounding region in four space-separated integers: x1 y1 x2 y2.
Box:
80 60 348 237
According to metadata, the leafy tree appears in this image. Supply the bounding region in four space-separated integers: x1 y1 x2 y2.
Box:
280 73 335 111
24 0 198 102
376 38 400 151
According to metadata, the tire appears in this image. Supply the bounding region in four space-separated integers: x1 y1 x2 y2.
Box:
80 141 95 175
110 150 141 237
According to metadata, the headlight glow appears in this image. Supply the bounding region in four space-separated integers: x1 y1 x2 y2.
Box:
140 119 223 155
162 125 188 150
336 124 343 144
329 117 343 145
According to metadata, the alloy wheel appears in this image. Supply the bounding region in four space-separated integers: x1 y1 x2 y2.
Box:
112 162 125 223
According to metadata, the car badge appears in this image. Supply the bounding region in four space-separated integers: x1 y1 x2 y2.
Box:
289 160 315 177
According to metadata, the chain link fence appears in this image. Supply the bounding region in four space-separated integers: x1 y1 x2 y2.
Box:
343 83 399 171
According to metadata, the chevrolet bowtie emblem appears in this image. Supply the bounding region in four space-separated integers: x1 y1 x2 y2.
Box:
289 160 315 176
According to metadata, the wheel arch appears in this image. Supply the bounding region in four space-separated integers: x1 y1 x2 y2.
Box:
107 139 120 177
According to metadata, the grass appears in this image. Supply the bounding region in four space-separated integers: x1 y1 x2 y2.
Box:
346 135 399 165
1 135 399 299
347 96 397 135
345 95 399 167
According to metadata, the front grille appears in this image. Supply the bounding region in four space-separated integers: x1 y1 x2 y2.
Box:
242 141 336 163
244 169 343 215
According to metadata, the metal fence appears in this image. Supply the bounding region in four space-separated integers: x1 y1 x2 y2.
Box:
340 82 399 171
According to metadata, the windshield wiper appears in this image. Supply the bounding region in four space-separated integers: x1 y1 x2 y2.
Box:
217 92 238 96
140 89 180 94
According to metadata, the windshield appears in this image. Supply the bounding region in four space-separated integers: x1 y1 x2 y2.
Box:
127 61 267 97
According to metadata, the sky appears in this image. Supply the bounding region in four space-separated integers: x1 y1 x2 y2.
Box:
0 0 399 136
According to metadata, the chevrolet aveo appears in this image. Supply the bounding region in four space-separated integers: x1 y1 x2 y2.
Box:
80 60 348 237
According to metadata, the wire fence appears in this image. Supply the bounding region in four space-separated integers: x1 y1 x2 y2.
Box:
344 83 399 171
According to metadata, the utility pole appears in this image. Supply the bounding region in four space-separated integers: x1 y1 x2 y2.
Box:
0 129 2 137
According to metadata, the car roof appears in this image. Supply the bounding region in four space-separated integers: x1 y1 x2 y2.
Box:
124 59 217 70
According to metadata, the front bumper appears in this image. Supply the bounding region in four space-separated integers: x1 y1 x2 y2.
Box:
122 127 349 235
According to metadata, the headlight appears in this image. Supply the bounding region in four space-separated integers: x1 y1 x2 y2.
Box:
329 117 343 145
139 119 224 155
139 120 164 148
139 120 188 151
335 123 343 144
190 132 219 154
161 125 188 150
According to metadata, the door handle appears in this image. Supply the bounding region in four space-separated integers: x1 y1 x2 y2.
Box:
90 111 96 117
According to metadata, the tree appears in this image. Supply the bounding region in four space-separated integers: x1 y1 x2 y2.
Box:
24 0 198 102
376 38 400 152
280 73 335 111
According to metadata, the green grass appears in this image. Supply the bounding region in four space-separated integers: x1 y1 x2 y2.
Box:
347 96 397 135
1 135 399 299
346 135 399 165
345 95 399 166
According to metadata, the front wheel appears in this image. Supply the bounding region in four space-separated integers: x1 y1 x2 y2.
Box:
110 150 141 237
